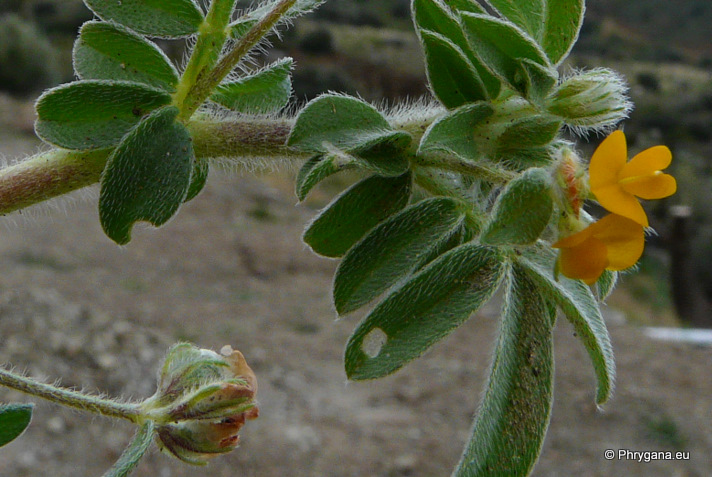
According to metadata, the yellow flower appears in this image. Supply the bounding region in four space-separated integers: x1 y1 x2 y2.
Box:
552 214 645 284
589 130 676 227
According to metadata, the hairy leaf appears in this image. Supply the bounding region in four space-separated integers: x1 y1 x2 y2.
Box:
596 270 618 302
83 0 204 38
420 30 488 108
295 154 355 201
444 0 486 15
486 0 546 41
73 21 179 92
304 173 412 258
485 0 584 65
419 102 494 161
519 58 558 104
455 264 554 476
344 243 505 379
99 106 193 245
184 158 209 203
460 13 550 97
230 0 325 38
334 198 468 315
35 80 171 150
288 94 393 153
211 58 293 114
0 403 33 447
414 0 500 99
350 131 411 177
542 0 585 65
497 115 561 150
482 168 553 245
518 246 615 404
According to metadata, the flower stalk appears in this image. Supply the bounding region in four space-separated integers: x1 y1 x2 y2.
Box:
0 366 141 422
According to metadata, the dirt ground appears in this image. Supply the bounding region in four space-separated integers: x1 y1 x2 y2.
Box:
0 113 710 476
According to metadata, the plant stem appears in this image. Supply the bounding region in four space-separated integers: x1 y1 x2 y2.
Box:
0 367 141 423
411 152 515 184
173 0 237 119
0 118 306 216
179 0 298 120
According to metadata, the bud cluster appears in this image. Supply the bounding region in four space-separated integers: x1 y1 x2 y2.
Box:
548 68 633 134
140 343 259 465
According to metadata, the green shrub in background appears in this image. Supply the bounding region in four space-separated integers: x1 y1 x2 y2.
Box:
0 13 60 96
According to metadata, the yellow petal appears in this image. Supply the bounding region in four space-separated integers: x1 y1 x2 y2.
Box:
620 145 672 180
591 214 645 270
589 130 627 191
552 223 595 249
591 183 649 227
557 236 608 284
620 172 677 200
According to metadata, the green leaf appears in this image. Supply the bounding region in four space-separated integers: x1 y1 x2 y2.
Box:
518 246 615 404
541 0 585 65
596 270 618 302
288 94 393 153
485 0 584 65
519 58 558 104
481 168 553 245
496 115 561 150
460 13 551 97
99 106 193 245
184 158 209 203
454 264 554 476
415 0 500 100
73 21 179 92
83 0 204 38
229 0 324 38
443 0 486 16
0 403 33 447
344 243 505 379
295 154 355 201
35 80 171 150
304 173 412 258
414 0 501 100
334 198 468 315
350 131 411 177
420 30 488 108
486 0 545 41
419 102 494 161
211 58 293 114
103 421 155 477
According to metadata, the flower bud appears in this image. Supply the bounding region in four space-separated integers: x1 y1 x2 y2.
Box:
142 343 258 465
547 68 632 134
554 147 587 218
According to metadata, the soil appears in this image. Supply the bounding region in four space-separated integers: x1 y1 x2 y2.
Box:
0 113 710 477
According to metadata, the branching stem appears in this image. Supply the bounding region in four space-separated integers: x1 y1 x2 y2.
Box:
179 0 298 120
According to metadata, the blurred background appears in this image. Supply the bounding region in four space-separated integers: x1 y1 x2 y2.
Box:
0 1 710 476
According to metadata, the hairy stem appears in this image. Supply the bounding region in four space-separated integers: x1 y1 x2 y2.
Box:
0 367 141 423
0 118 307 216
173 0 236 119
180 0 298 119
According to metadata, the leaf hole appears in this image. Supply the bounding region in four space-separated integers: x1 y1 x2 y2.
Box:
362 328 387 358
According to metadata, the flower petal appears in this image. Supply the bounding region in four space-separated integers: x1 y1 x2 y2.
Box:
591 214 645 270
557 236 608 284
552 222 595 248
589 130 627 191
620 145 672 179
621 172 677 200
592 183 649 227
